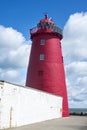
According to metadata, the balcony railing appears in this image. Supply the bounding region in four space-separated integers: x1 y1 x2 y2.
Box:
30 24 62 36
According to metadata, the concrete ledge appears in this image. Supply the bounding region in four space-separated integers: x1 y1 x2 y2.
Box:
7 116 87 130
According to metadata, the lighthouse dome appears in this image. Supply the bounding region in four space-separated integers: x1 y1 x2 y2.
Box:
30 14 63 39
39 14 54 23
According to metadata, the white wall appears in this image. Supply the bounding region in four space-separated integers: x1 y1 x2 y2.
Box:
0 81 62 129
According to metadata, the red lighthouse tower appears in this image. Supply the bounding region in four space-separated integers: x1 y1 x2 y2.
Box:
26 15 69 117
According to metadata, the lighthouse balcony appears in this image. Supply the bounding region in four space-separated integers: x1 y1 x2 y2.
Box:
30 24 63 36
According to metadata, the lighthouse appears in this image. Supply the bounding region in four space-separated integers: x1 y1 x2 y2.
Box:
26 15 69 117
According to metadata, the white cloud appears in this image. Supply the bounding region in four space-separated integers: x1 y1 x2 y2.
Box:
0 25 25 48
0 25 31 69
0 25 31 84
62 12 87 108
76 76 87 86
1 69 19 79
66 61 87 77
62 12 87 64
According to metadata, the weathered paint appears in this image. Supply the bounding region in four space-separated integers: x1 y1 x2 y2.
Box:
26 15 69 117
0 81 62 129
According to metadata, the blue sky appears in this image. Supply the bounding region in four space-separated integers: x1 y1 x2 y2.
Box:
0 0 87 108
0 0 87 39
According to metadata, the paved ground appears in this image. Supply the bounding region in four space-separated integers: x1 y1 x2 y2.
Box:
7 116 87 130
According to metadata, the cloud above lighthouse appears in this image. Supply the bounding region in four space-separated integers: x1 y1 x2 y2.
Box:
0 12 87 108
62 12 87 108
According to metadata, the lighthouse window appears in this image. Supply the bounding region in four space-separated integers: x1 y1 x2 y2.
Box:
62 56 63 63
40 39 45 45
60 42 61 48
40 54 45 60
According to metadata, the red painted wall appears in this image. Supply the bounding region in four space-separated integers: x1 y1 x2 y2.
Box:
26 16 69 117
